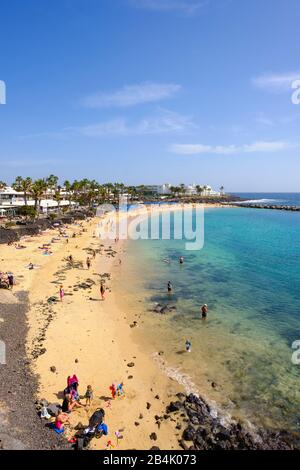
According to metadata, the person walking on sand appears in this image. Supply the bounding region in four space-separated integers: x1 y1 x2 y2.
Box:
59 285 65 301
86 257 91 270
92 249 96 259
100 282 105 300
201 304 208 319
167 281 173 293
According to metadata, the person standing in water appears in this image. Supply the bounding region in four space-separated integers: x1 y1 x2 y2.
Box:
185 340 192 353
100 282 105 300
167 281 173 293
201 304 208 319
179 256 184 264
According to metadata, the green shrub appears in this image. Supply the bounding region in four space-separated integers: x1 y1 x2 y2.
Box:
17 206 37 219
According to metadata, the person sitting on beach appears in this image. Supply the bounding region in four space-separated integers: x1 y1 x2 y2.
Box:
7 273 14 290
201 304 208 319
28 263 34 270
62 393 83 413
54 410 71 431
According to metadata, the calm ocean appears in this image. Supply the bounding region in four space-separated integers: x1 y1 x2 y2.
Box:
120 202 300 432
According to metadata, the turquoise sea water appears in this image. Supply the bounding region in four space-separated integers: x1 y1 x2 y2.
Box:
232 192 300 206
122 207 300 431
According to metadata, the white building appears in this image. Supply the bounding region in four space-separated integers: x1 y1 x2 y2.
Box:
0 186 75 216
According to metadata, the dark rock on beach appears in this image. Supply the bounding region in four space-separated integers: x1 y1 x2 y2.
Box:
0 292 69 450
165 393 300 450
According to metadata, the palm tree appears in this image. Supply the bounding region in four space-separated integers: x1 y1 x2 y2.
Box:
53 187 63 213
0 181 7 190
63 180 72 208
196 185 204 197
180 184 186 196
169 186 178 197
30 179 47 214
203 185 208 197
12 176 32 206
46 174 59 192
220 185 225 196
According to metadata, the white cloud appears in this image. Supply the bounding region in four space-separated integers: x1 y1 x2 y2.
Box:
170 141 293 155
71 109 194 137
128 0 206 14
252 72 300 93
81 82 182 108
255 112 275 127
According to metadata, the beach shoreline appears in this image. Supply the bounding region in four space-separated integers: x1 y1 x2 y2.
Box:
0 203 200 449
1 202 299 450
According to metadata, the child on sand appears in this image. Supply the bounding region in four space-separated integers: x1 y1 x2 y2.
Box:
109 383 116 399
84 385 94 406
59 285 65 301
86 257 91 270
116 382 124 397
100 282 105 300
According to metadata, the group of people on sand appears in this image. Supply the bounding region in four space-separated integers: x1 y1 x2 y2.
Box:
166 256 209 353
0 271 14 289
53 375 95 434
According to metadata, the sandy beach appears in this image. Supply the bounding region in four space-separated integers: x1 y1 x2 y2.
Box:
1 203 213 450
1 202 300 451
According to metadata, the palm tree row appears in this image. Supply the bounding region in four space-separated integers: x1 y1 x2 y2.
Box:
10 175 130 213
2 176 226 216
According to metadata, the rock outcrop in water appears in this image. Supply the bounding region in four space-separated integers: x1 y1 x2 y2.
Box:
150 303 177 314
228 203 300 212
166 393 300 450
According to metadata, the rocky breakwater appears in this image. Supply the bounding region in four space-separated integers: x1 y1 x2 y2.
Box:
164 393 300 450
233 203 300 212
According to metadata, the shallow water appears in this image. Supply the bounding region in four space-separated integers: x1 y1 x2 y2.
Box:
118 207 300 431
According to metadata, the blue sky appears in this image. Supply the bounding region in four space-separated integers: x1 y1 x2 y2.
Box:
0 0 300 191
